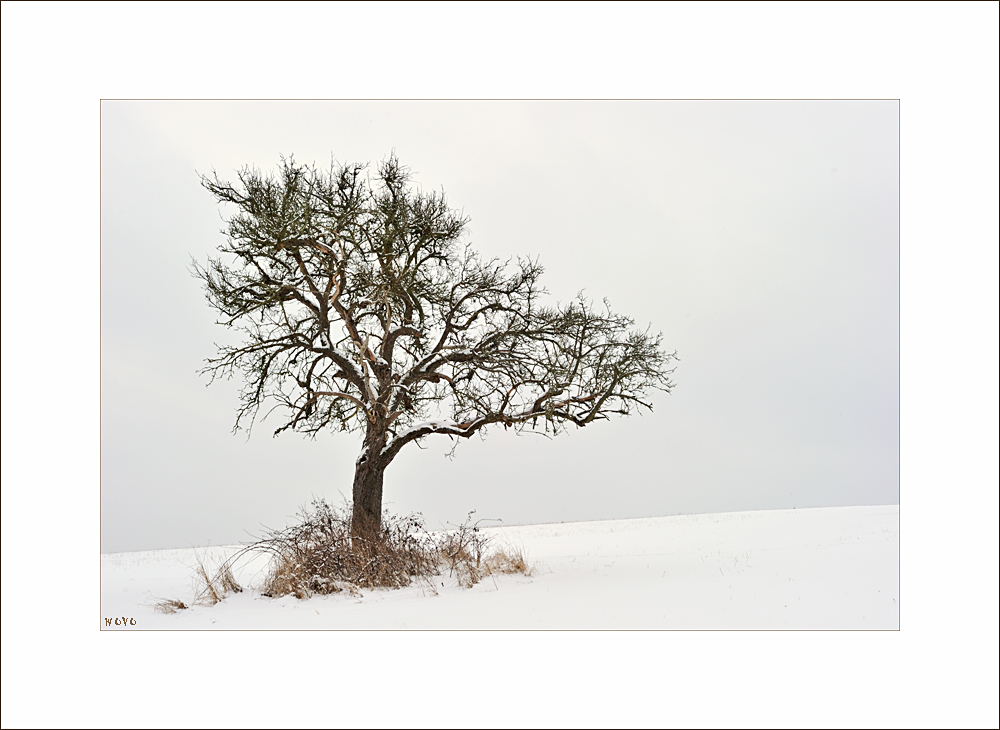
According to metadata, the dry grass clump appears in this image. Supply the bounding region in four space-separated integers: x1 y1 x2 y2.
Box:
483 546 533 577
153 598 188 614
440 511 534 588
244 499 440 599
153 554 243 613
193 557 243 606
447 545 535 588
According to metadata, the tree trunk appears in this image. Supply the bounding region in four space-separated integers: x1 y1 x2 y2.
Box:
351 434 387 535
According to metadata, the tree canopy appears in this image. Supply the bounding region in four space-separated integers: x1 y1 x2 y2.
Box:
195 154 676 533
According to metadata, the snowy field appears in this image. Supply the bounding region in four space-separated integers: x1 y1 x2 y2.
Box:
101 505 898 630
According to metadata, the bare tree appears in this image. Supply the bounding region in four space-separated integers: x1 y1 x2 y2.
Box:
195 155 676 535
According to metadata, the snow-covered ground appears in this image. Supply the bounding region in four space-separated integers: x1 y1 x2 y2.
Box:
101 505 898 630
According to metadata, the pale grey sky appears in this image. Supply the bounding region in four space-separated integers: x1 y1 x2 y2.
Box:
101 100 899 552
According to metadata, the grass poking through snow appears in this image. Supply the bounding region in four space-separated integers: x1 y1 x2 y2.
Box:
151 500 535 611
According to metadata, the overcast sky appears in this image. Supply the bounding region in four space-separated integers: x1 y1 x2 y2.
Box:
100 100 899 552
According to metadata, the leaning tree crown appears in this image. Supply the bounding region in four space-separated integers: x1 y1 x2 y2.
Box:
196 155 676 535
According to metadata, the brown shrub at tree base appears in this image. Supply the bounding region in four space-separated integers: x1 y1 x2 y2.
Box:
241 500 534 598
242 499 440 598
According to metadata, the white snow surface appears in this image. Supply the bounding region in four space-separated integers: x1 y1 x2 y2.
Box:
101 505 899 630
